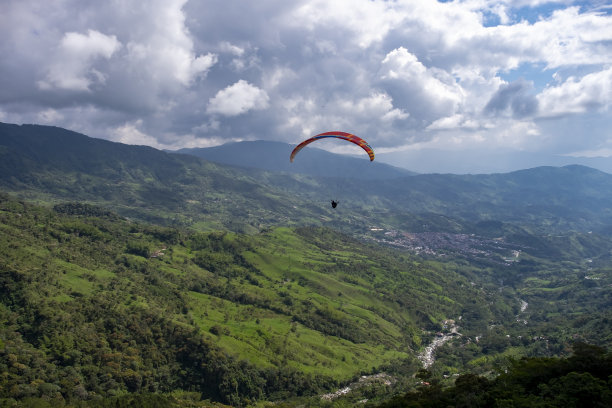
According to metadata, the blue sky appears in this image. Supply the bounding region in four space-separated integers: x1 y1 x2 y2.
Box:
0 0 611 173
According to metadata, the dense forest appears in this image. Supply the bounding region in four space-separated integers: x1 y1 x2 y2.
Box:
0 192 477 406
2 191 611 406
379 343 612 408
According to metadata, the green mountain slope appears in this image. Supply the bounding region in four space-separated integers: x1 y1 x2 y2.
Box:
3 193 610 406
379 343 612 408
2 122 612 405
5 122 612 236
0 192 501 406
0 122 336 233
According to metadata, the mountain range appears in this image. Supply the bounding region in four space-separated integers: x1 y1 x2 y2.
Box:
3 122 612 234
378 147 612 175
1 121 612 405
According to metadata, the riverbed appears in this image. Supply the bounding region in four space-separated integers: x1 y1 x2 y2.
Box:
417 321 461 368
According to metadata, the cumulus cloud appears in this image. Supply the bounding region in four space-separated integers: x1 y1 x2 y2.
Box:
292 0 403 49
207 80 270 116
118 0 218 91
356 93 409 123
39 30 121 91
219 41 245 56
378 47 463 125
1 0 612 171
112 120 157 146
534 7 612 68
112 119 215 149
427 114 480 131
537 67 612 117
190 54 218 81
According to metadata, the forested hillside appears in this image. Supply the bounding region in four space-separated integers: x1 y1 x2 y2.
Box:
379 343 612 408
2 191 611 406
1 193 509 406
5 122 612 234
1 122 612 406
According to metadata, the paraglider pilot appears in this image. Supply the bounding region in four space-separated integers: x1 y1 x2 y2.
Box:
289 131 374 212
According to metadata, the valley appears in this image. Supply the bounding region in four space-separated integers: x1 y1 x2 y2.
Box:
0 122 611 406
418 320 462 369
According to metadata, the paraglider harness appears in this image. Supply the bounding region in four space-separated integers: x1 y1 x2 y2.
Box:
331 200 338 209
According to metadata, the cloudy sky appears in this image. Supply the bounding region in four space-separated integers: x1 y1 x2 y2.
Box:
1 0 611 172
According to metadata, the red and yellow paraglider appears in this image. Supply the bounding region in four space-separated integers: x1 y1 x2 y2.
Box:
290 131 375 162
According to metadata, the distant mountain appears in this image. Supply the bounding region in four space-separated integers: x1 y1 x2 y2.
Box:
4 122 612 233
0 122 331 232
174 140 416 179
3 122 612 406
378 147 612 175
0 122 197 182
322 164 612 232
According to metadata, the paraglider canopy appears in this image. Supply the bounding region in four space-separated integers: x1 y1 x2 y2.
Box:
290 131 375 162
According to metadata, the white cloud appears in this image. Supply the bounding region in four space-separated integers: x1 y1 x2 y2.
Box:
38 30 121 91
190 54 218 80
379 47 463 122
526 7 612 69
112 120 157 146
537 67 612 117
113 119 228 149
292 0 403 49
427 114 480 131
336 93 409 122
207 80 270 116
219 41 245 56
122 0 218 88
2 0 612 172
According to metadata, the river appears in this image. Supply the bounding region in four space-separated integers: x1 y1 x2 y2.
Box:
417 320 461 368
321 321 460 401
